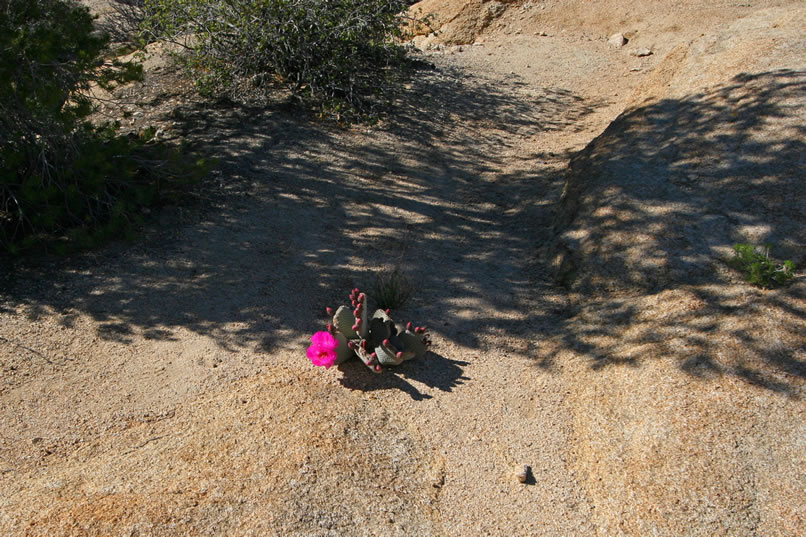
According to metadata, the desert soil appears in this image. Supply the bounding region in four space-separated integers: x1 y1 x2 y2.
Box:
1 1 804 536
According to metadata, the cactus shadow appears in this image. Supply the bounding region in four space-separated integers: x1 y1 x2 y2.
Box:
337 352 469 401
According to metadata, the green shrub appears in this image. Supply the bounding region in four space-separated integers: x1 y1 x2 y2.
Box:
101 1 148 44
0 0 204 254
141 0 413 119
731 243 795 288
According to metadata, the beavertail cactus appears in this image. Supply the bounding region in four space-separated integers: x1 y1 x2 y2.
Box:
316 287 431 373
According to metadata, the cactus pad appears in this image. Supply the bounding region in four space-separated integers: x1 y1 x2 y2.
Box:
319 287 431 373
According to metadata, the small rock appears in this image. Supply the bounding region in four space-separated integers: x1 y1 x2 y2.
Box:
631 47 653 57
516 464 530 483
411 34 433 51
608 33 627 48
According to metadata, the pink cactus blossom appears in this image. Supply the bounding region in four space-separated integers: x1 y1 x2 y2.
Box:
307 331 339 368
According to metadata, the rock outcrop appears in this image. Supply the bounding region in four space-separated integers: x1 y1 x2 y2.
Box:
550 7 806 296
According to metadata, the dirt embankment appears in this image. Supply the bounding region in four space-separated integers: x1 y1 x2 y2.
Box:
531 4 806 535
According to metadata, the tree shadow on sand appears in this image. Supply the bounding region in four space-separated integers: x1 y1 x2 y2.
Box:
2 62 802 397
0 62 597 362
541 69 806 397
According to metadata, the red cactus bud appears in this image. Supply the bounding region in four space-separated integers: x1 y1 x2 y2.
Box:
374 365 381 372
415 326 425 334
371 352 377 358
354 308 361 317
396 351 404 359
383 339 390 347
406 322 413 331
356 318 362 326
352 324 359 331
351 300 357 307
327 323 333 333
347 341 355 349
326 307 334 316
353 288 360 294
361 340 367 349
385 309 391 315
358 293 366 302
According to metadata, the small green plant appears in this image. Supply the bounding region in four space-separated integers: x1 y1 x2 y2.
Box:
308 287 431 373
371 267 414 310
731 243 795 288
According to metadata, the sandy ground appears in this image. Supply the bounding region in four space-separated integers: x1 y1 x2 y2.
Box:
1 1 804 535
